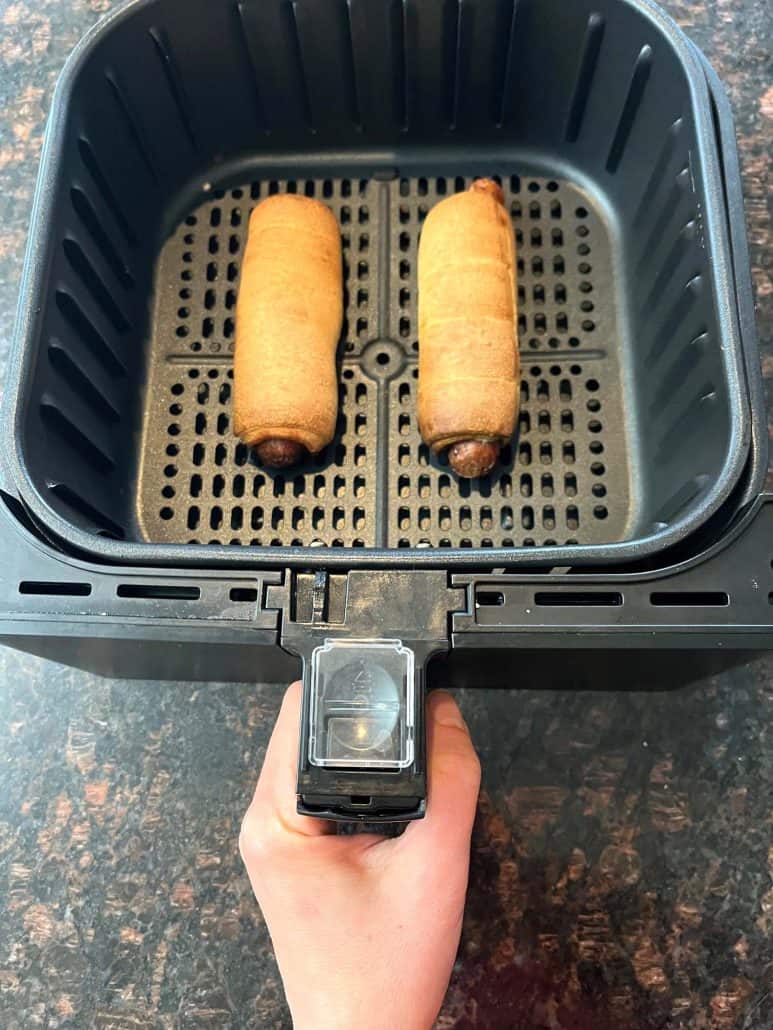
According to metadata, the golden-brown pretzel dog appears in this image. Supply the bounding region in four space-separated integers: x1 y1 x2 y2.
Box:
417 179 519 478
234 194 343 468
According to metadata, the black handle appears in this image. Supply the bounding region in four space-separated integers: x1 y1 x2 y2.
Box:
296 638 432 822
276 569 462 822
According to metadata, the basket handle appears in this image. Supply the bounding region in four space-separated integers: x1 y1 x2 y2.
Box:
294 637 435 822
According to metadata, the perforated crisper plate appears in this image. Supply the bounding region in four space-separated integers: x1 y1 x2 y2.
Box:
138 174 631 549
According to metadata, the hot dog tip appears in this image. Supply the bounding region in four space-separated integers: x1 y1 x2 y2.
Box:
469 177 505 205
256 438 306 469
447 439 502 479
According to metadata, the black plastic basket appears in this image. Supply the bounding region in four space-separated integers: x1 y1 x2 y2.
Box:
0 0 770 703
2 0 765 568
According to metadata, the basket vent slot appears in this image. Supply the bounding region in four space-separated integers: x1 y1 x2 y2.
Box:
282 0 314 131
535 591 622 606
117 584 201 600
40 401 115 475
62 238 131 333
77 137 137 247
495 0 520 127
606 45 653 173
650 591 729 607
104 68 160 185
19 582 92 597
565 13 605 142
55 291 126 378
70 186 135 289
149 26 199 150
49 483 125 540
48 344 120 424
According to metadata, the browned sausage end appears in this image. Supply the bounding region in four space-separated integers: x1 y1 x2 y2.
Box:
256 438 306 469
447 440 502 479
469 178 505 205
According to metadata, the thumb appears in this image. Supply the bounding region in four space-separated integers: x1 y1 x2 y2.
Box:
403 691 481 854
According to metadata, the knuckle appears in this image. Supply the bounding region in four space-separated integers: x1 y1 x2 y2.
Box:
239 809 278 867
438 723 480 763
455 743 483 785
434 745 481 791
467 754 483 792
466 747 482 781
459 751 483 790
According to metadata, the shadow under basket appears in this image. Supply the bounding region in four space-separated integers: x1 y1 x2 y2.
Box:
4 0 754 569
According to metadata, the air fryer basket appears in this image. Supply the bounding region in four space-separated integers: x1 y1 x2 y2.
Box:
4 0 753 568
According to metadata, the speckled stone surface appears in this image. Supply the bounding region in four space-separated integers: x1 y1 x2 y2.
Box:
0 1 771 1028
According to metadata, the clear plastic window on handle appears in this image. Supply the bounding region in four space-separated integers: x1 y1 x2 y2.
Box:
308 639 415 770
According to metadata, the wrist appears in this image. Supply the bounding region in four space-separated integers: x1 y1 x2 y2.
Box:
291 999 435 1030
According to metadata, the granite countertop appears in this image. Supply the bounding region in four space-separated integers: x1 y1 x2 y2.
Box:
0 1 771 1027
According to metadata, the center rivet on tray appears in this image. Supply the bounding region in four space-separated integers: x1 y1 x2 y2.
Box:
359 339 407 380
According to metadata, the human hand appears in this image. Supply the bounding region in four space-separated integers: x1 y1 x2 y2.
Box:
240 682 481 1030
